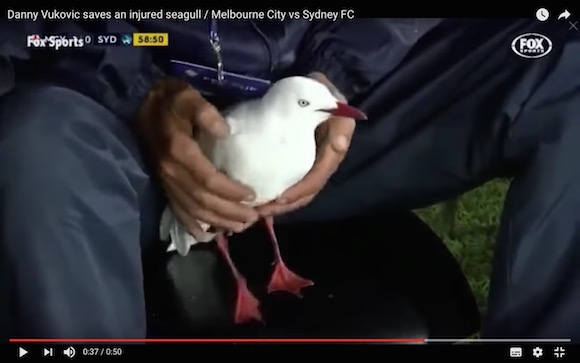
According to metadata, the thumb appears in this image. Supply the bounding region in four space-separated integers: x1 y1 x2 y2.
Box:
326 117 355 155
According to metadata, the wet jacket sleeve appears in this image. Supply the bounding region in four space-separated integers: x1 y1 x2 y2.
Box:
0 20 164 121
295 19 442 102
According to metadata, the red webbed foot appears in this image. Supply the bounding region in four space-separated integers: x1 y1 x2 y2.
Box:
216 234 263 324
263 216 314 297
267 260 314 296
233 277 263 324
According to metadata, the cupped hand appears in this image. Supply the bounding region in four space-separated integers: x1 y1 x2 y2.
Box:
134 78 259 239
256 72 356 217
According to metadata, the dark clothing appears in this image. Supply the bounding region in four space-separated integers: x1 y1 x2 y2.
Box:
1 19 579 339
0 86 156 337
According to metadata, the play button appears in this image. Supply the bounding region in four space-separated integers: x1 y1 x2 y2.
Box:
18 347 28 358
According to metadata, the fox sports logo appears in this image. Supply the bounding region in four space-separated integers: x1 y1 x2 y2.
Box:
511 33 553 59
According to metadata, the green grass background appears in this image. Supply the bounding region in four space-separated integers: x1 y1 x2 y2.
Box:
414 179 510 319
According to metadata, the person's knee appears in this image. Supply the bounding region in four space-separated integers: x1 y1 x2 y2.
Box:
0 86 148 338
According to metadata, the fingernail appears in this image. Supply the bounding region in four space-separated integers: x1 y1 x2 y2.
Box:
243 193 256 202
277 198 287 204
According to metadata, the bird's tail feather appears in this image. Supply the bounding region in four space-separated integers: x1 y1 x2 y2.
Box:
160 207 217 256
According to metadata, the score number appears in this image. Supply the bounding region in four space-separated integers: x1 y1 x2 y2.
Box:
133 33 169 46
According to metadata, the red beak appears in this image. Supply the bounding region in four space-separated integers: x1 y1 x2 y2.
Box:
322 102 367 120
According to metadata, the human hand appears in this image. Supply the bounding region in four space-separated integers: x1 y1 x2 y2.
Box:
256 72 357 216
134 78 259 239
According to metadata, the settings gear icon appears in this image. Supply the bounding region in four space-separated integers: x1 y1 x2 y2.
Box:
532 346 544 358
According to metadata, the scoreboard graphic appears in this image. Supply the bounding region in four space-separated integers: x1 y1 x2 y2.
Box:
26 33 169 49
97 33 169 46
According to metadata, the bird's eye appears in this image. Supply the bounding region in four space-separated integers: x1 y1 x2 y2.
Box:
297 99 310 107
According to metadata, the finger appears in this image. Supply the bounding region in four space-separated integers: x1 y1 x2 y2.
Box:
209 216 259 234
190 186 259 225
163 179 204 228
159 158 198 193
256 194 314 215
280 117 355 203
165 179 249 232
161 160 256 223
169 200 207 240
172 88 230 138
257 194 315 217
326 116 355 155
193 206 250 234
278 143 340 203
168 134 256 201
163 163 258 225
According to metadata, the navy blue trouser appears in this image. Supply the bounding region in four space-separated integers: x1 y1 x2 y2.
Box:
1 24 579 339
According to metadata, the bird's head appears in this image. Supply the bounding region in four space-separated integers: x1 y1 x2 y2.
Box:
263 76 367 128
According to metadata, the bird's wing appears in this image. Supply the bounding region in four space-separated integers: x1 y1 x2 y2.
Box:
194 103 249 168
221 99 264 134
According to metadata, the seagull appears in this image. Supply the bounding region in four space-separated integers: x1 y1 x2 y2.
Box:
160 76 367 324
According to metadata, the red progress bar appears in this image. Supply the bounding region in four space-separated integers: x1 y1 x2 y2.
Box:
10 338 426 343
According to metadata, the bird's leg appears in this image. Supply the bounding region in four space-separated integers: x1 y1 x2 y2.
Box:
264 216 314 296
215 234 263 324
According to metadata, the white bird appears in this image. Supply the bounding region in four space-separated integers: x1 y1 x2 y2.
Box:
160 76 367 324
